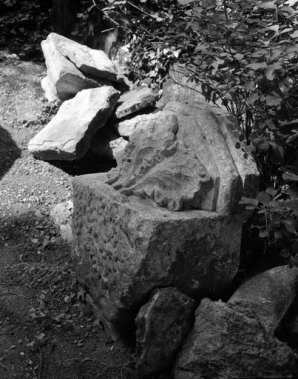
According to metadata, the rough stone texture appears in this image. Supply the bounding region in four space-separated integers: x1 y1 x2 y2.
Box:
115 87 158 119
48 33 118 82
28 86 120 160
107 101 259 214
41 34 110 101
174 266 298 379
229 265 298 333
72 174 245 333
50 200 73 243
117 112 161 138
159 63 224 109
135 287 197 379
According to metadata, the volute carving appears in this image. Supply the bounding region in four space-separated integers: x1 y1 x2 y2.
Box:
106 113 214 211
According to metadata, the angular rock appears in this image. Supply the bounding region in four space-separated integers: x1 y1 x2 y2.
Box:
47 33 118 82
50 200 73 243
115 87 158 119
72 174 245 334
229 265 298 333
41 33 112 101
135 287 197 379
117 112 161 138
28 86 120 160
174 266 298 379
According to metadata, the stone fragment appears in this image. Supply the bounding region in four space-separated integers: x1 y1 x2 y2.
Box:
41 33 111 101
28 86 120 160
117 112 161 138
115 87 158 119
174 266 298 379
72 174 245 334
135 287 197 379
50 200 73 243
47 33 118 82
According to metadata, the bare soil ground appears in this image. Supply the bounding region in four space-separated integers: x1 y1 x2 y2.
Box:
0 56 137 379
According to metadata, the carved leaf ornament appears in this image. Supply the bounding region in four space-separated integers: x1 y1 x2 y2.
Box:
106 113 214 211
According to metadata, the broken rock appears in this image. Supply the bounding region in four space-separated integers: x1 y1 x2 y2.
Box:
174 266 298 379
28 86 120 160
135 287 197 379
47 33 118 82
115 87 158 119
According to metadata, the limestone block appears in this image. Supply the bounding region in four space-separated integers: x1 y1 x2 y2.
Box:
72 174 244 333
47 33 118 82
135 287 197 379
41 34 111 101
115 87 158 119
174 266 298 379
28 86 120 160
117 112 161 138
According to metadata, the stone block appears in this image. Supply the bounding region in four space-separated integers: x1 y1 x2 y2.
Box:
115 87 158 119
41 33 112 101
28 86 119 160
72 174 244 333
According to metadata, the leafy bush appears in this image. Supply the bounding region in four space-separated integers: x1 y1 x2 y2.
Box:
81 0 298 262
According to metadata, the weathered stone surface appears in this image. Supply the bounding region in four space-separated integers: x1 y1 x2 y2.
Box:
115 87 158 119
72 174 244 333
174 266 298 379
28 86 120 160
42 35 109 101
48 33 118 82
159 63 224 109
50 200 73 243
107 101 259 214
107 112 214 212
117 112 161 138
229 265 298 333
135 287 197 379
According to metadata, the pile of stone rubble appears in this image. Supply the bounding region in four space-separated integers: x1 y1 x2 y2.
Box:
29 32 298 379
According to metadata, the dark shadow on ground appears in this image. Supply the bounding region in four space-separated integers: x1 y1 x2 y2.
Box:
0 126 21 180
49 151 117 176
